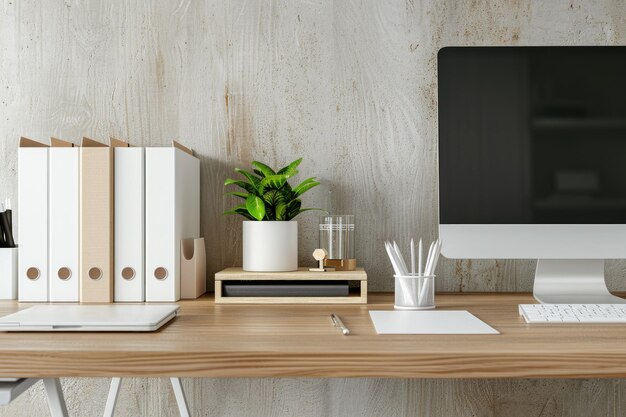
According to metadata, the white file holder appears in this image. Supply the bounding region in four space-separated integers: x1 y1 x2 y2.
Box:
48 138 79 302
18 137 49 302
145 142 200 302
181 237 206 299
113 139 145 302
0 248 18 300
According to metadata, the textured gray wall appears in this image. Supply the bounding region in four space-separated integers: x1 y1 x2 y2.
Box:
1 0 626 416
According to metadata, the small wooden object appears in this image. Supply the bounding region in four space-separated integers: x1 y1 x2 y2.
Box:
309 248 335 272
215 267 367 304
324 258 357 271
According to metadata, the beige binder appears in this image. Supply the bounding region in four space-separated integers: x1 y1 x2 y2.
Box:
79 137 114 303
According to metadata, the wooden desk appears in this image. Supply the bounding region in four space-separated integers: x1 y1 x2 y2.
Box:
0 293 625 379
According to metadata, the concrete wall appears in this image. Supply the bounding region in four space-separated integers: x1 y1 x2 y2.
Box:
1 1 625 415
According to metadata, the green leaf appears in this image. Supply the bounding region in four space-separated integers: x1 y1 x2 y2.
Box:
278 180 294 201
264 205 275 221
260 174 288 190
285 199 302 221
284 207 326 221
275 202 287 220
292 177 320 197
246 194 266 221
224 178 245 187
263 189 285 206
251 161 276 177
223 204 246 213
298 207 327 214
235 168 261 186
223 204 255 220
277 158 302 177
225 191 248 200
224 178 255 194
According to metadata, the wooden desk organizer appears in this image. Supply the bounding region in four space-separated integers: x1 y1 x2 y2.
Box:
214 267 367 304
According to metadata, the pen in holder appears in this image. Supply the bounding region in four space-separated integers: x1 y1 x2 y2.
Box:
385 238 441 310
394 273 435 310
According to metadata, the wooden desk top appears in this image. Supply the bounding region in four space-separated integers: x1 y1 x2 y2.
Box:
1 293 626 379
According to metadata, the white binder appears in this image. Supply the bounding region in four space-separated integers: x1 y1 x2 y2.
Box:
48 138 79 302
113 139 145 302
18 137 49 302
145 142 200 302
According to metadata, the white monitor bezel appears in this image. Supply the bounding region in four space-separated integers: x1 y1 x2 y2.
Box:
440 224 626 259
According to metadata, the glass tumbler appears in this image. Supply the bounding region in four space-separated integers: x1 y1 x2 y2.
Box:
319 215 355 270
394 274 436 310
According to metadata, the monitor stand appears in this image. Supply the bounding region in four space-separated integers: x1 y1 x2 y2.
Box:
533 259 626 304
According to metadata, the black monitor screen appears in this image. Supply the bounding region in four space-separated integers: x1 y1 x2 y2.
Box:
438 46 626 224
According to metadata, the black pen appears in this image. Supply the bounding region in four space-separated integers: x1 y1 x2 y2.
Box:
4 198 11 231
0 214 12 248
0 202 14 248
4 198 14 247
0 204 6 248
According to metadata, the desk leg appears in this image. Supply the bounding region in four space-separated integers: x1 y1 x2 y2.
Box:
103 378 189 417
103 377 122 417
43 378 69 417
170 378 190 417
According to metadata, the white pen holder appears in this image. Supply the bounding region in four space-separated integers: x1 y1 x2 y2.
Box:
0 248 18 300
394 274 435 310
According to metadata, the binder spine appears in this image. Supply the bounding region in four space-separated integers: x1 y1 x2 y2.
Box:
48 147 79 302
114 147 145 302
145 149 177 302
79 146 114 303
18 147 49 302
145 147 200 302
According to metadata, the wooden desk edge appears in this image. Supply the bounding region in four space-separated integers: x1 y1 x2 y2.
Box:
2 351 626 379
1 293 626 379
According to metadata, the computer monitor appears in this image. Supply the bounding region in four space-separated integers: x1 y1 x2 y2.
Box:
437 46 626 304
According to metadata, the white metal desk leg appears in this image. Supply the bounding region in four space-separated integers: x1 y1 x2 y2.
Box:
43 378 69 417
103 378 122 417
170 378 190 417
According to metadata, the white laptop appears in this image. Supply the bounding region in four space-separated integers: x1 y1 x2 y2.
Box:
0 304 179 332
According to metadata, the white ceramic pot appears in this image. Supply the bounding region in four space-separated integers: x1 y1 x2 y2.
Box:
243 221 298 272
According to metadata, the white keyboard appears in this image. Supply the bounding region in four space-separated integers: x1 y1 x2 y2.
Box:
519 304 626 323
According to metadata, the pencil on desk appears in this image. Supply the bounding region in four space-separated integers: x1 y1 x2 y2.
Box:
410 238 415 275
418 238 423 275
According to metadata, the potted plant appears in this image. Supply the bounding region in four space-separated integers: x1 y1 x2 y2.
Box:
224 158 322 272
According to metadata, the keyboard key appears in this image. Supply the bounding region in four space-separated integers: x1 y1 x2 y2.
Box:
519 304 626 324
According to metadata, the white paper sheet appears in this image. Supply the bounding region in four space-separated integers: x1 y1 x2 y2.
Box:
369 310 499 334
